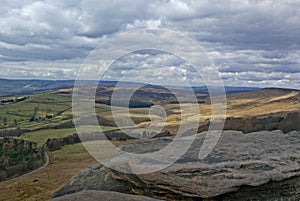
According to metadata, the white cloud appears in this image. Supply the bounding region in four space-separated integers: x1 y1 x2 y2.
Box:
0 0 299 89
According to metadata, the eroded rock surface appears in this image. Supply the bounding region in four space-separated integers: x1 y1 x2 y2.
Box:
53 130 300 200
50 190 162 201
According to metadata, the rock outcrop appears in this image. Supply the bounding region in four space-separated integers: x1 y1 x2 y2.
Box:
196 111 300 134
50 190 162 201
53 130 300 200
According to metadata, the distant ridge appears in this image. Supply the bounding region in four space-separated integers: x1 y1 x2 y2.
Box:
192 86 261 94
0 78 74 96
263 87 300 92
4 78 295 97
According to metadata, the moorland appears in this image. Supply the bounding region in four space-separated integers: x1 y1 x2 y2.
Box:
0 78 299 200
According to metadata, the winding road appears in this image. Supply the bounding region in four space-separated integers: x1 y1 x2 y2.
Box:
0 144 49 184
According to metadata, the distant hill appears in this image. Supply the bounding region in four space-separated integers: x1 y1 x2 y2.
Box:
0 79 147 96
0 78 263 96
0 78 74 96
192 86 261 94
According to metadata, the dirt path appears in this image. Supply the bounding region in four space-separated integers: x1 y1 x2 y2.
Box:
0 145 49 184
0 144 96 201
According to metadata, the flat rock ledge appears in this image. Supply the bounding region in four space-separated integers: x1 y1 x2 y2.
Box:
53 130 300 200
50 190 162 201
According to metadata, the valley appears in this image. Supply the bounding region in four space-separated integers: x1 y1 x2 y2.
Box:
0 80 299 200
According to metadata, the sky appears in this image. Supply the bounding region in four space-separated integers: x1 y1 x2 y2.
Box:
0 0 300 88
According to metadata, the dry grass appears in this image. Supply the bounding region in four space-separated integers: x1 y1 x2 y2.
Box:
147 89 300 131
226 90 300 118
1 88 299 201
0 139 143 201
0 143 97 201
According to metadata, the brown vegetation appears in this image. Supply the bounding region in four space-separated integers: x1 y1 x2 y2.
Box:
0 138 45 181
0 143 96 201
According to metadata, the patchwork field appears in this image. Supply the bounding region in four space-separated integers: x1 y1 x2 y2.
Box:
0 93 72 131
0 86 300 200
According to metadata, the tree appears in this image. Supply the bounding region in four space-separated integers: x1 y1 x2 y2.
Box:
3 117 7 125
13 119 18 127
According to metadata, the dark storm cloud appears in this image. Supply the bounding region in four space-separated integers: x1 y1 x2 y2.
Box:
0 0 299 88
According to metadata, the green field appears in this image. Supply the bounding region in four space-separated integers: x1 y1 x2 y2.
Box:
19 128 76 146
0 93 72 130
19 126 118 146
52 140 115 162
0 92 120 148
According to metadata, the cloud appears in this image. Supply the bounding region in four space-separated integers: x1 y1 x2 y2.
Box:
0 60 80 79
102 51 201 86
0 0 299 89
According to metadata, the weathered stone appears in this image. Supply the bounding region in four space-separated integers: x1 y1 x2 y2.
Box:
49 190 163 201
53 130 300 200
